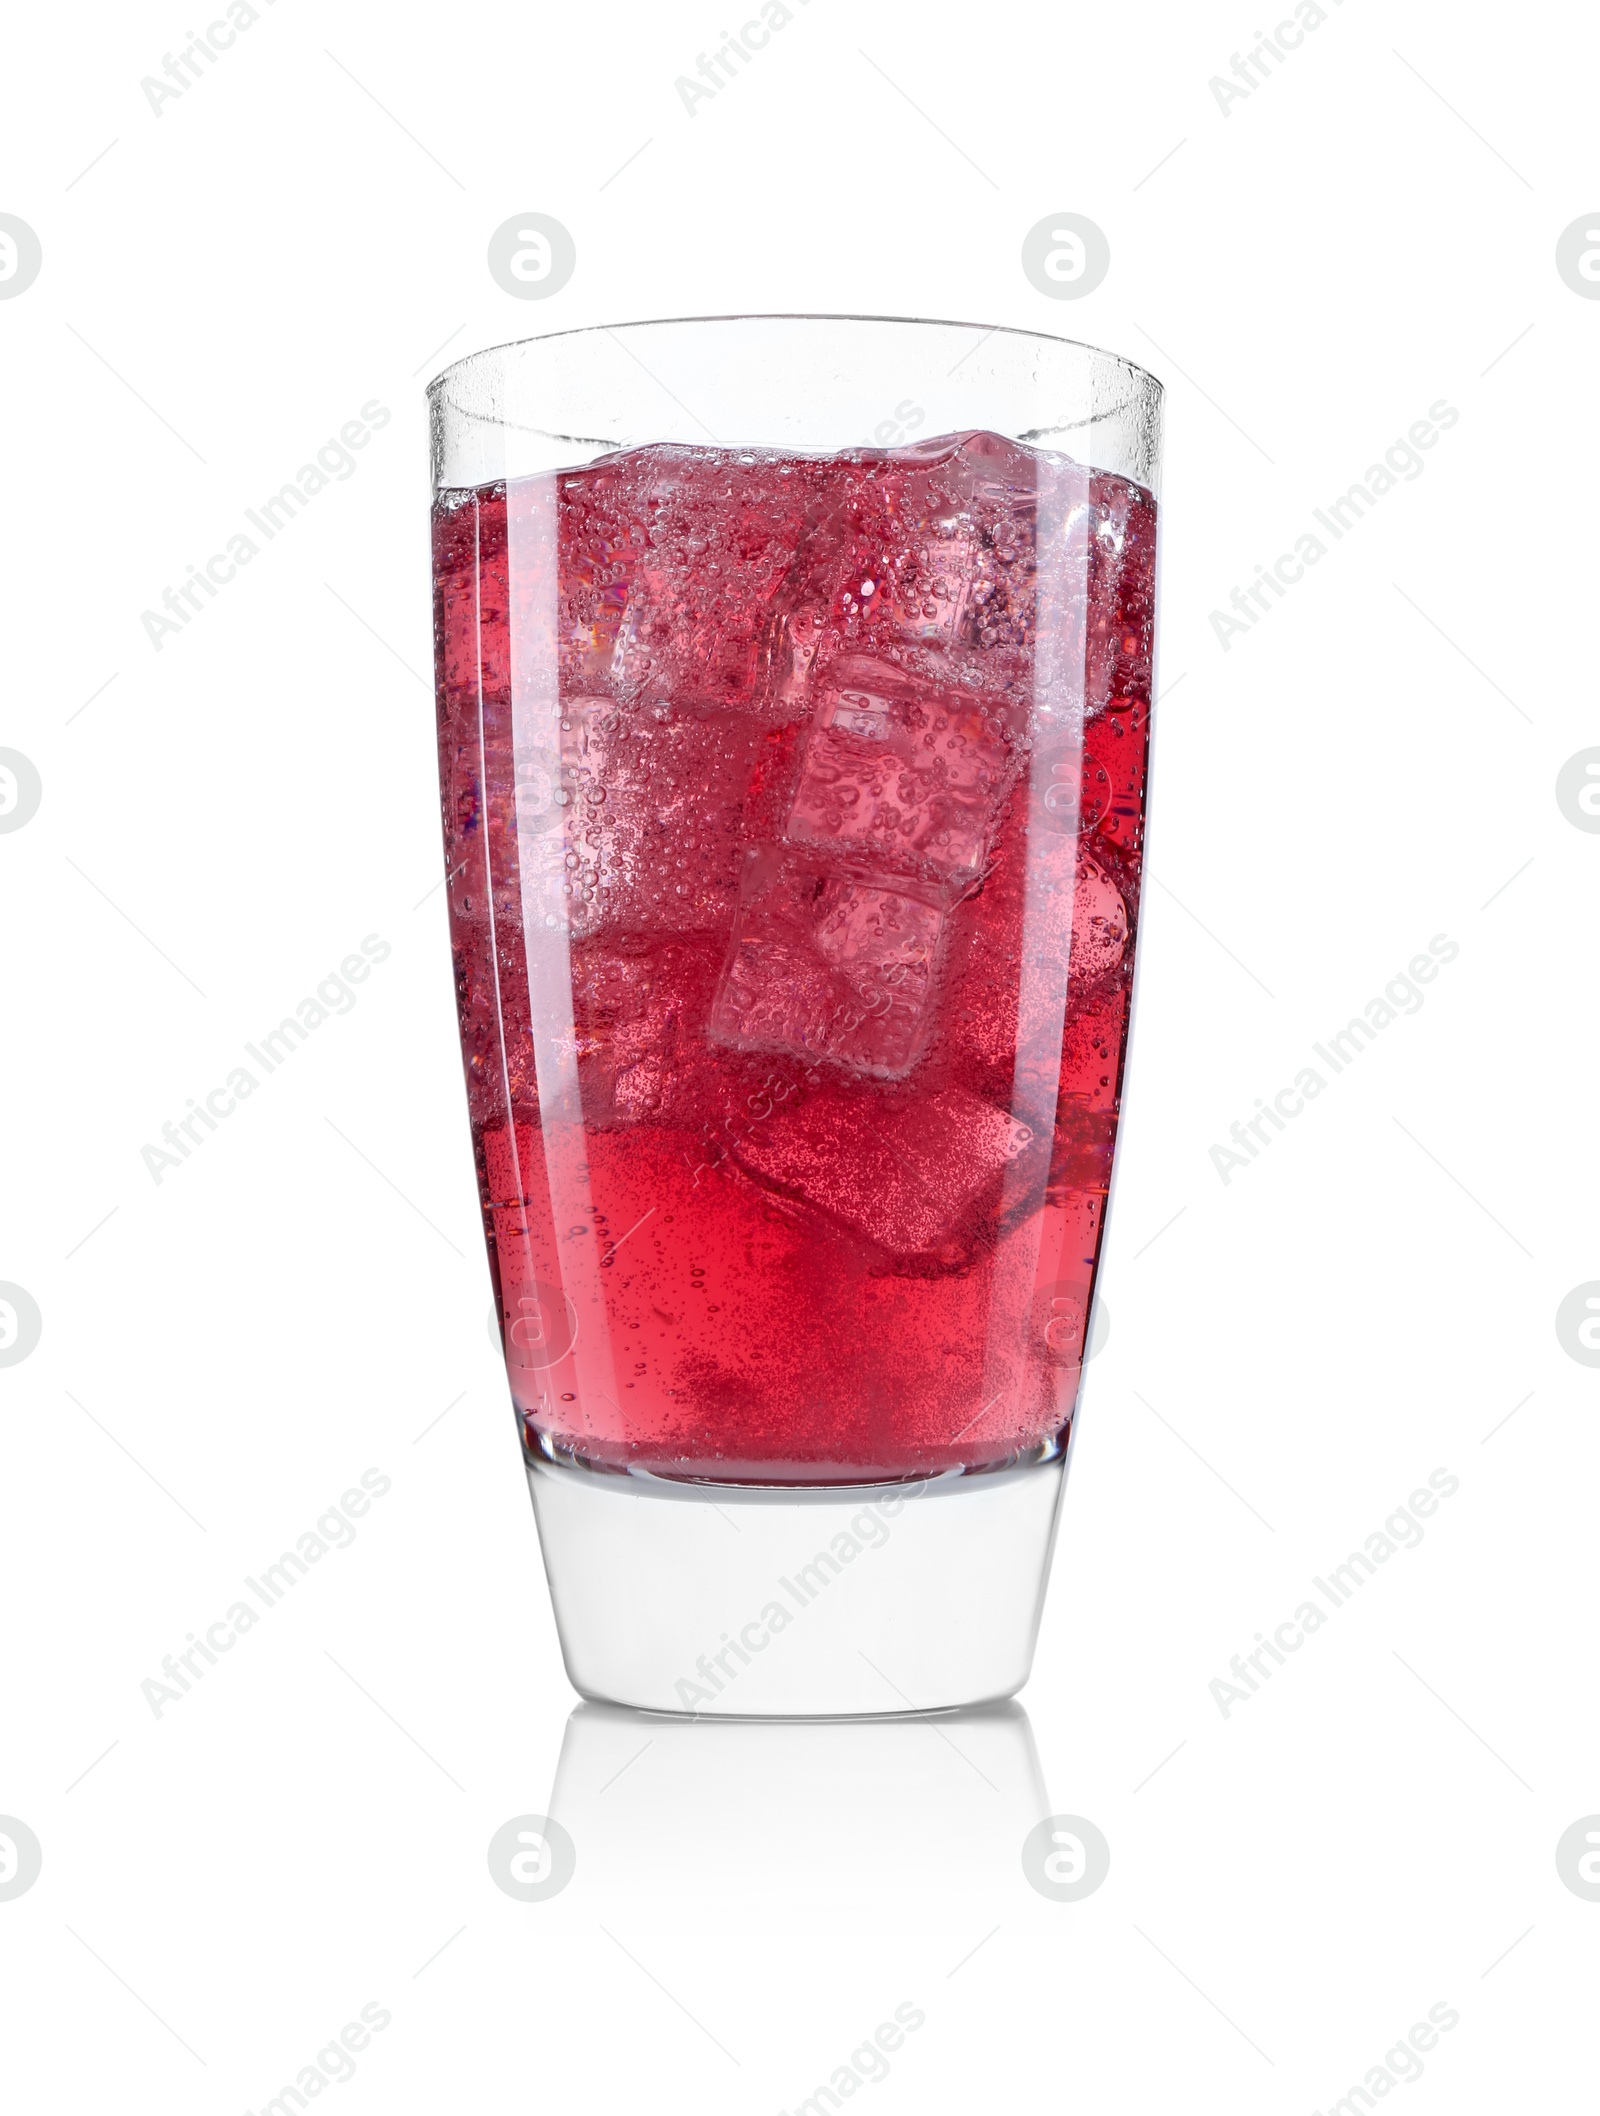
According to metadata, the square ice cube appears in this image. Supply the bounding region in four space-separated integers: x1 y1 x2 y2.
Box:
785 656 1017 886
557 446 820 712
872 530 981 647
778 432 1044 670
551 704 779 940
734 1084 1034 1257
707 847 946 1080
569 937 723 1126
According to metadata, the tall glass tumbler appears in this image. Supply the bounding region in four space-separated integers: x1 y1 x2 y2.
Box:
428 318 1162 1713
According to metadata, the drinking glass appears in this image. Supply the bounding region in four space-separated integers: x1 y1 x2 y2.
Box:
428 316 1162 1713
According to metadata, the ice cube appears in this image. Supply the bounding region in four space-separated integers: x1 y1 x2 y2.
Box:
929 805 1126 1120
550 704 791 940
707 847 947 1080
1023 847 1129 1049
785 655 1018 887
570 937 724 1126
558 446 822 712
734 1083 1034 1257
774 432 1044 682
556 460 638 690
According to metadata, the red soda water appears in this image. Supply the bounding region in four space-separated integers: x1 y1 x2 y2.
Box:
432 431 1154 1483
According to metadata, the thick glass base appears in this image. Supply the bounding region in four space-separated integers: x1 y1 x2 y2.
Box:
526 1453 1067 1716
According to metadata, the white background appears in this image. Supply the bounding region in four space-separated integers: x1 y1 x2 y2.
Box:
2 0 1597 2108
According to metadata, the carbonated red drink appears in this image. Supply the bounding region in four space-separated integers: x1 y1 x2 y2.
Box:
433 430 1154 1483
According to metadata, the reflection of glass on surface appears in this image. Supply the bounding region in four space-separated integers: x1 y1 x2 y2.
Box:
516 1702 1106 2110
547 1699 1049 1914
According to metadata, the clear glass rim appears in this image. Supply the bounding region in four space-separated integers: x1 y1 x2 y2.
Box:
425 309 1164 404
